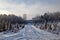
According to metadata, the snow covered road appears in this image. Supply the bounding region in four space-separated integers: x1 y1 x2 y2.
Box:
0 24 60 40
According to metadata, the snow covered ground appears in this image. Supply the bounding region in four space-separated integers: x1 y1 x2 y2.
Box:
0 24 60 40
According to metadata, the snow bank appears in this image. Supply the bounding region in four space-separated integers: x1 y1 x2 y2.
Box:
0 24 60 40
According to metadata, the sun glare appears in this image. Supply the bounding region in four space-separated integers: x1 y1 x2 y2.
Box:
0 10 9 15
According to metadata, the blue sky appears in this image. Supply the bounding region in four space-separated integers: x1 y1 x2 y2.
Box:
5 0 60 5
0 0 60 20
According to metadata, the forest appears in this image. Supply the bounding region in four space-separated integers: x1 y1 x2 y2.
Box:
0 14 26 32
32 12 60 23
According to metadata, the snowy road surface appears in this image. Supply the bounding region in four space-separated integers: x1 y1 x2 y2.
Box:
0 24 60 40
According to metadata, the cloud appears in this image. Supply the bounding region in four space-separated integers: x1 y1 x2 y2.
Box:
3 0 60 6
0 0 60 20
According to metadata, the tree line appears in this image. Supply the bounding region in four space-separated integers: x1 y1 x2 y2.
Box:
0 14 26 24
0 14 26 32
32 12 60 23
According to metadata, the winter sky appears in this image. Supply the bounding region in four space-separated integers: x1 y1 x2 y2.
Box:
0 0 60 20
